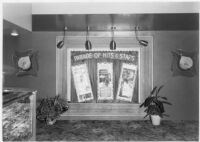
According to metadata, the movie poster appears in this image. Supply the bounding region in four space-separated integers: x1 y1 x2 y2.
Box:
116 63 137 102
72 64 94 102
97 62 113 100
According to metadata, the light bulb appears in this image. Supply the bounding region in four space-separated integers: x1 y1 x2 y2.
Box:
11 30 19 36
85 40 92 50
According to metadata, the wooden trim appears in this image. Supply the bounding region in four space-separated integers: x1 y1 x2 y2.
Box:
59 115 145 120
60 103 146 120
29 91 36 141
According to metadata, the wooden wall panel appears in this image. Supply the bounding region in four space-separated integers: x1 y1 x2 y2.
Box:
33 14 199 31
60 103 146 120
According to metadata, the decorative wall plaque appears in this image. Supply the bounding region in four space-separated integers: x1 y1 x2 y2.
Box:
13 50 39 76
171 49 196 77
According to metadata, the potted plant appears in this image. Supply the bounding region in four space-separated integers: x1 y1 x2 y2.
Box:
36 95 69 125
140 85 172 126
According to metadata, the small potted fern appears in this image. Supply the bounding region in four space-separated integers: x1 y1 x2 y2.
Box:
140 85 172 125
36 95 69 125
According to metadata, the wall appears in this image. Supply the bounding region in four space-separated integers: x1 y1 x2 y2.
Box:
3 3 32 31
3 20 199 120
3 20 56 99
3 20 31 87
28 32 56 98
153 31 199 120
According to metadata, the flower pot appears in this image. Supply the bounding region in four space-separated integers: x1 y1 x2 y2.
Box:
46 118 57 125
150 115 161 126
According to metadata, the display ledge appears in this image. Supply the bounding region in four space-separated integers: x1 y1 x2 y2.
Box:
59 103 146 120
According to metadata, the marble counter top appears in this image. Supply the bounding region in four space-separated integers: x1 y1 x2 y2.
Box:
3 87 36 141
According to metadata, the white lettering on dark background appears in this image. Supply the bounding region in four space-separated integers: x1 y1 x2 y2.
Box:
73 52 136 62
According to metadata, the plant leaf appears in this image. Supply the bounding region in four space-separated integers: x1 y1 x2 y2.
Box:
153 99 166 113
163 114 170 117
162 101 172 105
140 102 145 108
144 114 149 118
159 102 165 113
144 97 155 107
144 108 148 112
150 86 157 95
156 85 164 97
160 96 168 100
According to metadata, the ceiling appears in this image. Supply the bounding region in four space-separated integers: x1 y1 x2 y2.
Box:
32 14 199 31
3 3 199 32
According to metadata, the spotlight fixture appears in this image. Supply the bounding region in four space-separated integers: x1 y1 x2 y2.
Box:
110 26 116 50
85 26 92 50
135 26 148 47
11 30 19 37
57 26 67 49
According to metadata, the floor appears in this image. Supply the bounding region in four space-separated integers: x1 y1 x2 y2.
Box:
36 120 198 141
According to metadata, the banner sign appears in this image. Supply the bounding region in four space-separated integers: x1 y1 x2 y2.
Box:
116 63 138 102
71 51 138 64
97 62 113 101
72 63 94 102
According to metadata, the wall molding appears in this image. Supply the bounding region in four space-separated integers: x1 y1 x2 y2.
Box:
32 2 200 14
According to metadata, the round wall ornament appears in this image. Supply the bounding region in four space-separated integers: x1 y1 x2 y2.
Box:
179 55 193 70
17 56 31 70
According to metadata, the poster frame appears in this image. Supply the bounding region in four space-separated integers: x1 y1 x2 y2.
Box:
67 48 140 102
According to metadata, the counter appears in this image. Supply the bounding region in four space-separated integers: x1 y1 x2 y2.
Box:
3 87 36 141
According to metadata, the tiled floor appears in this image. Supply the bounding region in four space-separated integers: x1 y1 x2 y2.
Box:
36 120 198 141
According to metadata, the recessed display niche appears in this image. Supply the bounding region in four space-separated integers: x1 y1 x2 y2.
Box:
67 48 140 104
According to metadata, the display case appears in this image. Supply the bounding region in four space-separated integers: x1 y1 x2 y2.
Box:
3 88 36 141
57 36 153 120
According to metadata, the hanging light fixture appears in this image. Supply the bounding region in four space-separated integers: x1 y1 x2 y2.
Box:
135 26 148 47
85 26 92 50
110 26 116 50
110 14 116 50
57 26 67 49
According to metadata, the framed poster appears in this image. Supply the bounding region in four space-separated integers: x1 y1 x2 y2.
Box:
71 64 94 102
116 63 137 102
66 48 141 103
97 62 113 101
